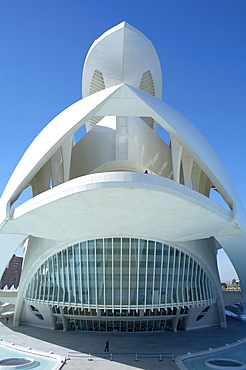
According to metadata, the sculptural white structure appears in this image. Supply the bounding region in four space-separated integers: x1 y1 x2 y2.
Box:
0 22 245 332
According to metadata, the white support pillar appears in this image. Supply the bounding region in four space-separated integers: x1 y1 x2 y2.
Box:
191 162 202 192
41 161 51 192
33 160 51 195
182 151 193 188
199 171 209 195
172 308 180 332
50 148 62 187
205 179 213 198
170 137 183 183
116 117 128 160
30 178 38 197
34 171 43 195
60 308 69 332
61 136 73 182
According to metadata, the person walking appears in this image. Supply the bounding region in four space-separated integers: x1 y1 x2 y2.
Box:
104 340 109 352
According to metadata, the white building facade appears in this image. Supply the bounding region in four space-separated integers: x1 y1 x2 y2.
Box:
0 22 246 332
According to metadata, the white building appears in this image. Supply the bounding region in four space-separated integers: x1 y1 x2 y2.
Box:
0 22 246 332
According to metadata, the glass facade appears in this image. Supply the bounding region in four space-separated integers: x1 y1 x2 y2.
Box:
25 237 215 312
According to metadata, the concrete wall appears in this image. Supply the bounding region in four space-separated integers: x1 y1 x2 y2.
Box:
70 117 172 179
14 236 57 326
184 304 221 331
176 237 226 329
70 125 116 178
127 117 172 177
20 300 55 329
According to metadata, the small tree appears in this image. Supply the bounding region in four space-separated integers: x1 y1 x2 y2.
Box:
221 282 227 291
232 279 237 287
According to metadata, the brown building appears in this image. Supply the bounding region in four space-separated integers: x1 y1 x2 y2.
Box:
0 255 23 289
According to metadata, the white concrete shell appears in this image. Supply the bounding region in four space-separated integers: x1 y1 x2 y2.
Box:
0 22 245 332
82 22 162 99
1 84 245 222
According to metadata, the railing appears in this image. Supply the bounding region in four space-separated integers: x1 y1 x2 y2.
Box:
135 352 175 361
68 351 175 362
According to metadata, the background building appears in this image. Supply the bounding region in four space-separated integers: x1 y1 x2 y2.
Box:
0 255 23 289
0 22 245 332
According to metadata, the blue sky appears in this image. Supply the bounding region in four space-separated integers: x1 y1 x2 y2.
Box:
0 0 245 282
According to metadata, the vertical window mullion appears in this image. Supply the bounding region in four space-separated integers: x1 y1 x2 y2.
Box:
136 239 140 311
72 245 76 306
37 268 42 302
158 242 164 309
170 249 176 308
176 251 181 305
103 239 106 311
50 255 55 307
186 256 190 306
40 266 45 302
144 240 149 310
56 253 60 304
86 241 90 310
66 249 71 305
204 273 209 303
181 254 186 307
206 275 210 303
128 238 131 311
32 276 36 301
33 271 38 301
197 265 202 303
201 270 205 302
200 270 204 301
61 251 65 305
193 262 197 303
151 242 157 309
94 240 98 310
47 260 51 303
165 245 170 307
43 261 48 303
112 238 114 312
79 243 83 308
190 259 195 306
34 271 38 301
29 276 34 301
120 238 123 312
208 276 213 302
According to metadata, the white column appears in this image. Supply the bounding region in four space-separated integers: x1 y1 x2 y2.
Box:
170 137 183 183
205 179 213 198
199 171 209 195
50 148 62 187
191 162 201 192
182 151 193 188
61 136 73 182
116 117 128 160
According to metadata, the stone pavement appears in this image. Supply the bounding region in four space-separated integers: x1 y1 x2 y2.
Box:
0 316 246 369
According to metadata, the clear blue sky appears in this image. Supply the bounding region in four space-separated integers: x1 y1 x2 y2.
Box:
0 0 245 282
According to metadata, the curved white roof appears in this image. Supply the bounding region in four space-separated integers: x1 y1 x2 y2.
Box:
82 22 162 99
1 172 238 242
0 84 245 231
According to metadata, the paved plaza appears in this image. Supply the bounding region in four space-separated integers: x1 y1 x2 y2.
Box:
0 316 246 369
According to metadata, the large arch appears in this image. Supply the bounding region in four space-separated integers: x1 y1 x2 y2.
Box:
1 84 244 226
